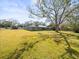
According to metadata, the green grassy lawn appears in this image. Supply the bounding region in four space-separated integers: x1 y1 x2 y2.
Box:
0 29 79 59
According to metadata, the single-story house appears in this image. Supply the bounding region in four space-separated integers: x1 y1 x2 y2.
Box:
24 26 52 31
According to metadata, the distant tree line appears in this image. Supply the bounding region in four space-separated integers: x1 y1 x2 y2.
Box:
0 17 79 32
0 19 18 29
0 19 47 30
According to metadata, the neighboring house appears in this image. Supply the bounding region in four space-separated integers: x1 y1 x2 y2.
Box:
24 25 53 31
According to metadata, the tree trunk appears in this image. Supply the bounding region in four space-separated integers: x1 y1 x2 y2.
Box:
55 24 60 32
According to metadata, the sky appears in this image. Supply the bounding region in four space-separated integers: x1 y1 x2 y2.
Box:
0 0 78 23
0 0 41 23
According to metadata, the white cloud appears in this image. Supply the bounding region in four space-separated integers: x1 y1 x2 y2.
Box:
0 0 29 23
32 0 38 4
0 0 45 23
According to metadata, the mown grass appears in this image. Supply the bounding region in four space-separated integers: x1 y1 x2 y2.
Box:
0 29 79 59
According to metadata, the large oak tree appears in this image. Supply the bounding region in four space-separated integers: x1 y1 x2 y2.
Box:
29 0 79 31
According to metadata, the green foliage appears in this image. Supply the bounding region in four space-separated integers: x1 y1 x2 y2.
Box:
0 20 19 29
66 14 79 33
0 20 12 28
24 21 46 27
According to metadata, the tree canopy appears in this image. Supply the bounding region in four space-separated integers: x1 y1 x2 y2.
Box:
29 0 79 31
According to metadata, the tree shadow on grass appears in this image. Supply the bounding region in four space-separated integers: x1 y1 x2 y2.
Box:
6 33 48 59
5 32 79 59
6 42 28 59
61 33 79 39
55 32 79 59
60 47 79 59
